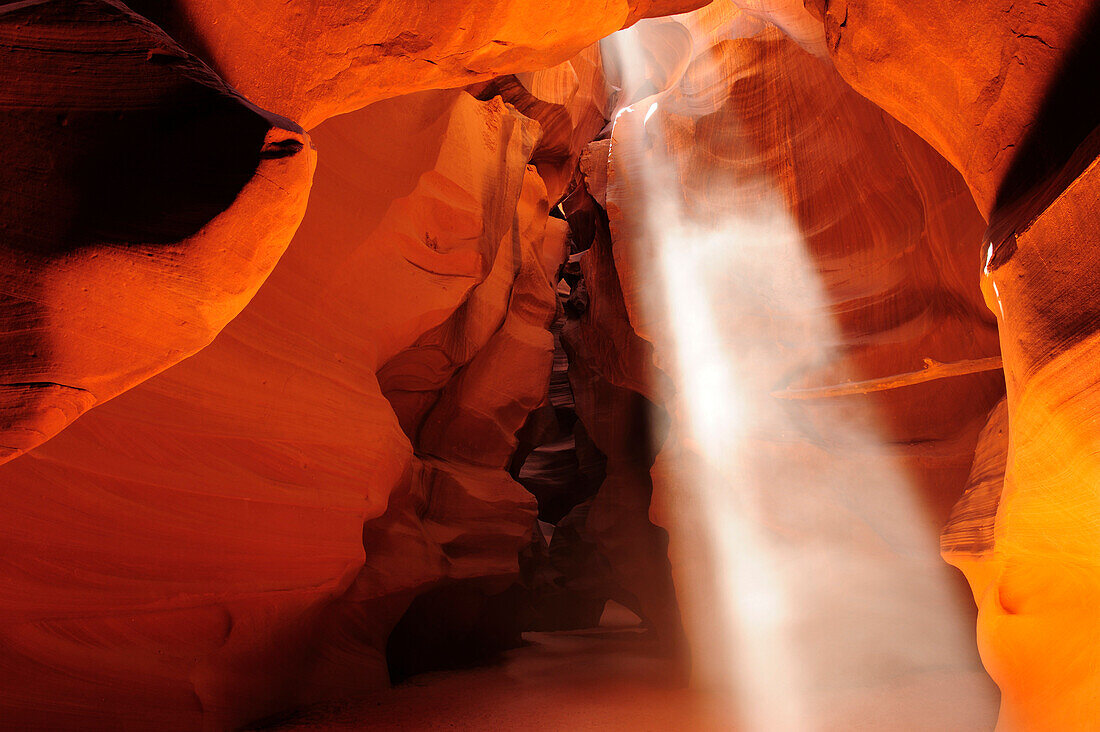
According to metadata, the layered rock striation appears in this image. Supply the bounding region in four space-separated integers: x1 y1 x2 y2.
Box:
2 0 1096 728
0 0 314 463
125 0 709 128
801 2 1100 726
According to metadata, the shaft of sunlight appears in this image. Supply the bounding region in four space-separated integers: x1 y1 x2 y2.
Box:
600 11 986 729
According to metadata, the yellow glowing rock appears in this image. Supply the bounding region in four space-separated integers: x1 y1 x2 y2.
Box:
974 153 1100 732
941 398 1009 604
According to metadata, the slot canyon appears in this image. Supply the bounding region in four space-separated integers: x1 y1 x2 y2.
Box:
1 0 1098 729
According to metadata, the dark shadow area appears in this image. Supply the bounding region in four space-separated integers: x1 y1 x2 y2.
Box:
72 85 269 248
270 626 723 731
385 582 525 684
987 1 1100 266
122 0 223 78
509 333 607 525
1 0 272 255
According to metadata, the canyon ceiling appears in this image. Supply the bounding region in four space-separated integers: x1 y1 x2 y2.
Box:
1 0 1098 729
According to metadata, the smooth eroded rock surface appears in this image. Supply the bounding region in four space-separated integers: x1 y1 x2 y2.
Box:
588 10 1002 723
126 0 708 127
0 0 315 463
0 88 552 729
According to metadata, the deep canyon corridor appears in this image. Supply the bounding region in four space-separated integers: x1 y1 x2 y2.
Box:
2 0 1099 729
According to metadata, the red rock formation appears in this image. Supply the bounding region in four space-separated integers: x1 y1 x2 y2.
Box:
590 11 1003 721
0 88 553 729
802 2 1100 726
807 0 1098 220
344 163 564 687
4 0 1094 727
468 47 610 202
0 0 314 463
125 0 709 128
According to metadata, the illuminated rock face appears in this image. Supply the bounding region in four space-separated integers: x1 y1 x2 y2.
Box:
587 13 1002 722
1 0 1096 728
125 0 708 128
941 398 1008 599
0 0 314 463
467 46 610 202
803 3 1100 727
808 0 1099 220
968 159 1100 730
0 90 554 729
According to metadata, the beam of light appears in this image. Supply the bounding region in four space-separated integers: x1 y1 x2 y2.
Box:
600 11 994 730
648 171 816 732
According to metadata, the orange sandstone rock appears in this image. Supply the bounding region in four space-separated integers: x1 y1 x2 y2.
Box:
0 0 315 464
127 0 709 128
468 46 611 203
801 2 1100 726
597 16 1002 721
941 398 1009 604
968 150 1100 731
810 0 1098 219
294 124 566 706
0 89 547 729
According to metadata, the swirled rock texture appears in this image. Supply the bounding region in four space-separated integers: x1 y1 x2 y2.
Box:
799 2 1100 727
941 398 1009 600
588 10 1002 724
125 0 708 128
0 89 554 729
807 0 1099 219
967 151 1100 730
5 0 1095 727
0 0 315 464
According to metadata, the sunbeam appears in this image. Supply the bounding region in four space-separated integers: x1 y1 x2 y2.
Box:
600 9 996 728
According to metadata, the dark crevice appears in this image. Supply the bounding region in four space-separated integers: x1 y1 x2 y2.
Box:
986 1 1100 266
